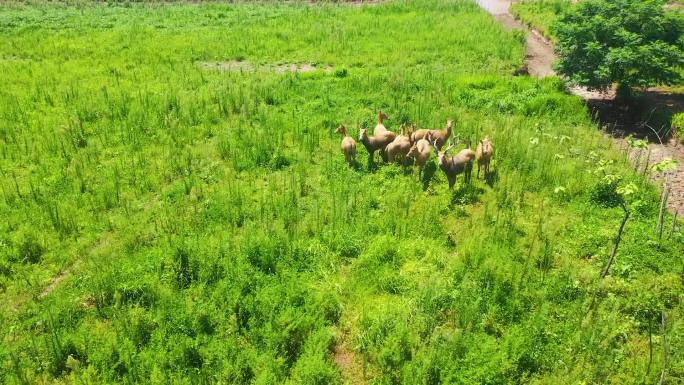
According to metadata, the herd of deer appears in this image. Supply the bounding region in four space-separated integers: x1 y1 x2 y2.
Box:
335 111 494 189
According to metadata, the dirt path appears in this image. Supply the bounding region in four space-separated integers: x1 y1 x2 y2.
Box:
476 0 556 77
476 0 684 214
333 335 367 385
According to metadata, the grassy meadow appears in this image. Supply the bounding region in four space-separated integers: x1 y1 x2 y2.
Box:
0 1 682 384
510 0 570 39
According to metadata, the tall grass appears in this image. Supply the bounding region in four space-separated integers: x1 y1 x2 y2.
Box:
510 0 572 39
0 1 681 384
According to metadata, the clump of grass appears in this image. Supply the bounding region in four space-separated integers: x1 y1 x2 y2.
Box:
511 0 572 39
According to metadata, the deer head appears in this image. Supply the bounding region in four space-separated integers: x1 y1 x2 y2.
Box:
335 124 347 136
432 138 453 166
359 127 368 141
407 143 417 157
377 111 389 123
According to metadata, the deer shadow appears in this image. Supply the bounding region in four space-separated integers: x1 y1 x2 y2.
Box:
450 183 485 206
421 162 438 191
364 155 381 173
481 168 498 187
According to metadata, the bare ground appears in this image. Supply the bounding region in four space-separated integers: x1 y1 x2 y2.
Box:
198 60 332 74
333 338 367 385
38 267 72 299
477 0 684 214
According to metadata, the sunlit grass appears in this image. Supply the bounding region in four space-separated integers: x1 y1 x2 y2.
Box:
0 1 681 384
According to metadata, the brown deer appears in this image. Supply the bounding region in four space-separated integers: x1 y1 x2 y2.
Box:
386 123 413 164
359 126 396 163
431 138 475 189
429 120 453 150
374 111 390 135
476 136 494 179
335 124 357 166
410 123 431 143
407 131 433 177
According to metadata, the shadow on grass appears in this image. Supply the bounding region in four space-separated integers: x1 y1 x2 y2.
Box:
350 159 363 172
588 90 684 142
450 183 485 206
484 168 498 187
365 155 380 173
421 162 437 191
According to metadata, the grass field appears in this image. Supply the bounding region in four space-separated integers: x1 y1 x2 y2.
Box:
0 1 682 384
510 0 571 39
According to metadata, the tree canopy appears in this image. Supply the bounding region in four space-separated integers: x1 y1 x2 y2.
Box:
552 0 684 96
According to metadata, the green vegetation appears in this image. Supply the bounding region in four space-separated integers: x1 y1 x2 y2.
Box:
0 1 682 384
673 112 684 142
510 0 570 39
552 0 684 96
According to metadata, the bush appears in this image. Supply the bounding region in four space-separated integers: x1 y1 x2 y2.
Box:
18 235 44 264
672 112 684 143
589 178 623 208
553 0 684 96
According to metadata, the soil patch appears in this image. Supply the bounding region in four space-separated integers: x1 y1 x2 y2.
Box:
589 90 684 142
199 60 332 74
333 338 367 385
39 268 71 299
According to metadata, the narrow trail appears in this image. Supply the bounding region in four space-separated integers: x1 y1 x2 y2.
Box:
333 333 367 385
476 0 684 214
476 0 555 78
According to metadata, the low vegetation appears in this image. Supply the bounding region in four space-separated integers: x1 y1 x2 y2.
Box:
0 1 682 384
511 0 571 39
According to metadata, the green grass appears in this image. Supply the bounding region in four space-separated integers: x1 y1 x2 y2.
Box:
510 0 571 39
0 1 682 384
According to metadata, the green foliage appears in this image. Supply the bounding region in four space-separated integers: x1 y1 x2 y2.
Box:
673 112 684 142
0 1 681 385
651 157 678 173
511 0 571 39
552 0 684 93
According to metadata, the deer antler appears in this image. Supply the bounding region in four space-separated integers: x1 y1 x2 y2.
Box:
431 138 440 153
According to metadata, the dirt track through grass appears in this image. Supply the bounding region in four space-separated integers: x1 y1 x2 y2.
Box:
477 0 684 215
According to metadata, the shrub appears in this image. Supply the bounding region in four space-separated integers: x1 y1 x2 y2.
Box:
672 112 684 143
18 235 44 264
589 178 623 208
553 0 684 97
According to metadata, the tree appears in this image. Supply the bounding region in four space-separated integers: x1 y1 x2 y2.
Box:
552 0 684 98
